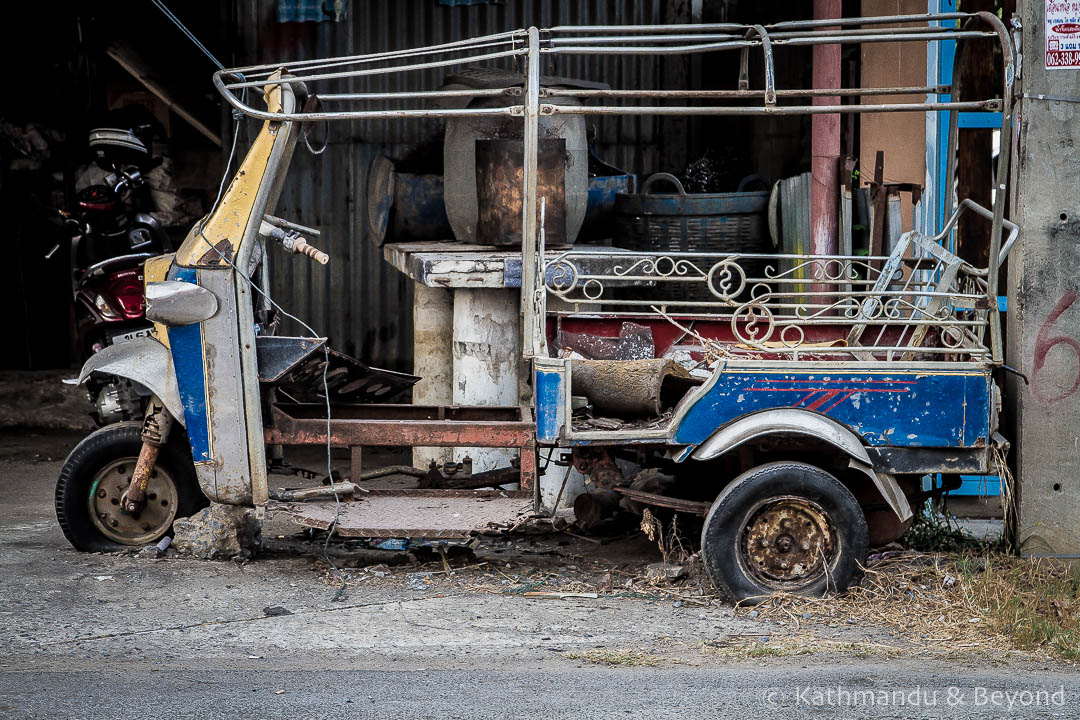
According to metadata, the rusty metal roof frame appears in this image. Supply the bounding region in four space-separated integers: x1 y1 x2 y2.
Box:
213 12 1012 123
213 10 1017 363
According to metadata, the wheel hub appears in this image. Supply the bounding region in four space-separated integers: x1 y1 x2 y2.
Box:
88 457 179 545
740 495 837 588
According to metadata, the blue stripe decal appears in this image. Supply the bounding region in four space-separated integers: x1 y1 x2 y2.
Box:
166 266 211 462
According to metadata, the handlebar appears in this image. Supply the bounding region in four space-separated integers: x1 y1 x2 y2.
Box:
285 234 330 265
110 167 146 196
259 220 329 265
936 199 1019 268
43 210 86 260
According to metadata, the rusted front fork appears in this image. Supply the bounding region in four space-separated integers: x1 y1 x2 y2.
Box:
122 399 175 514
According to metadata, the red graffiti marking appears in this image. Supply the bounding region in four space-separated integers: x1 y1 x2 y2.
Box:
1033 289 1080 404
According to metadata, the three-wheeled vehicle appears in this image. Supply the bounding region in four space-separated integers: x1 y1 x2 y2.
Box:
56 12 1019 603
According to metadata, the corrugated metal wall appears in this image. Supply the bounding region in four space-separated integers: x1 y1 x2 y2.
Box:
230 0 678 371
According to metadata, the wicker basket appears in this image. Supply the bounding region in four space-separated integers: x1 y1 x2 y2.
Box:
614 173 770 303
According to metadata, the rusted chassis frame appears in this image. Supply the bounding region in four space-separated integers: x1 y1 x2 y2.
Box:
263 403 537 492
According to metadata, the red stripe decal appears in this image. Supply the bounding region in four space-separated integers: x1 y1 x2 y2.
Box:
821 390 858 413
805 390 841 411
755 378 918 385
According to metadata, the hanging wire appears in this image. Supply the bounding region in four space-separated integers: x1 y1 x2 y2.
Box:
150 0 226 71
150 0 347 601
300 96 329 155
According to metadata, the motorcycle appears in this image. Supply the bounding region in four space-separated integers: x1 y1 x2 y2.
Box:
49 125 171 425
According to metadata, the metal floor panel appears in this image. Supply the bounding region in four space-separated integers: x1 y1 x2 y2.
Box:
268 491 532 539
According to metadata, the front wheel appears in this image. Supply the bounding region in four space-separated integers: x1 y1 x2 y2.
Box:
700 461 868 604
55 422 206 552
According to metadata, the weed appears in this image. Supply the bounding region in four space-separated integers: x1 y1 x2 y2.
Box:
640 508 692 565
899 501 980 552
960 553 1080 662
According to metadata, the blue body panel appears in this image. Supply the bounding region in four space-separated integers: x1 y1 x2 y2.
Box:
534 368 563 444
673 368 992 449
165 266 211 462
925 474 1001 497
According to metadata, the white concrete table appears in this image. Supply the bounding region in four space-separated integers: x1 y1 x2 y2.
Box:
383 243 534 474
382 242 608 513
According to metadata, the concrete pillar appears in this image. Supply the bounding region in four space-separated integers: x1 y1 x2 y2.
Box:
452 288 520 473
1008 1 1080 556
412 285 454 469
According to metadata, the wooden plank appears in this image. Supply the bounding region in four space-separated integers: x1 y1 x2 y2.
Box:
105 43 222 147
869 150 886 270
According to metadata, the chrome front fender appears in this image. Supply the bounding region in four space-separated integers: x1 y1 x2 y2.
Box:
689 408 912 522
78 336 185 427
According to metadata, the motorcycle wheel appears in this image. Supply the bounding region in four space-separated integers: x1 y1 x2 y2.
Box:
55 422 206 552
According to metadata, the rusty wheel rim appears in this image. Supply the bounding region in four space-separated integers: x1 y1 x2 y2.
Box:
737 495 838 591
88 457 179 545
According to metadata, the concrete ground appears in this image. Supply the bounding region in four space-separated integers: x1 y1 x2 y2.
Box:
1 429 1078 719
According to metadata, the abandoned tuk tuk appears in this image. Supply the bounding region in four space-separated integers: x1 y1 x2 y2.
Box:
57 11 1019 603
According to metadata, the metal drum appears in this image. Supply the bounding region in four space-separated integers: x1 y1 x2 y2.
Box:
441 69 591 246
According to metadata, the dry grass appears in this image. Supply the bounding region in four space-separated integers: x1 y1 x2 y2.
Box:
743 550 1080 662
564 648 672 667
701 633 901 660
960 554 1080 661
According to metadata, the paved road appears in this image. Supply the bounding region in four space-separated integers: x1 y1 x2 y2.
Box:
1 430 1077 719
2 666 1078 719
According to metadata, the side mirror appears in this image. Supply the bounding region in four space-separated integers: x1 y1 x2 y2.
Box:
145 280 219 326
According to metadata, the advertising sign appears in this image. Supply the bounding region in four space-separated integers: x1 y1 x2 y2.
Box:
1046 1 1080 69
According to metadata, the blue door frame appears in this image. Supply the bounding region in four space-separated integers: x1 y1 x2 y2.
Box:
929 0 1002 498
932 0 1005 237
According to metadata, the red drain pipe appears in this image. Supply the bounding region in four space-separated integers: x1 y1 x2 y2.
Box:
810 0 841 262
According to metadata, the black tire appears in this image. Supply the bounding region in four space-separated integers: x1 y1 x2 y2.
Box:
55 421 206 552
700 461 868 604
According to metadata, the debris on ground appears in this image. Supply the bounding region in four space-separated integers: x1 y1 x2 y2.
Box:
263 606 293 617
645 562 687 583
137 545 164 560
136 535 172 559
407 572 433 591
173 503 262 560
295 514 1079 663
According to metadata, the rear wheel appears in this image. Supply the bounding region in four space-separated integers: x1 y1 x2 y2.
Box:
55 422 205 552
701 461 868 603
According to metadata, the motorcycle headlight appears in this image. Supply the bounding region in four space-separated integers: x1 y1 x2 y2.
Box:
94 293 119 320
